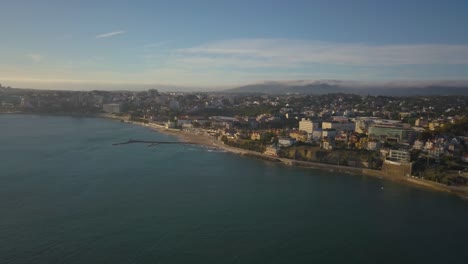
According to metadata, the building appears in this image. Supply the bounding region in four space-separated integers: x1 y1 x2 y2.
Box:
1 102 14 108
278 137 295 147
311 130 322 141
20 97 30 108
175 116 191 126
165 121 176 129
289 130 308 142
264 145 280 156
368 125 413 143
334 132 348 142
399 112 412 119
412 139 424 150
322 121 355 132
103 103 121 114
447 138 462 157
367 140 382 151
322 129 337 139
387 150 411 163
354 117 378 134
250 131 262 140
299 118 318 134
429 121 444 131
332 116 349 122
210 116 238 122
181 123 193 129
321 138 335 150
415 118 429 127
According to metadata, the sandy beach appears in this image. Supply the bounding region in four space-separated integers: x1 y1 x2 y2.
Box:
146 123 255 157
107 115 218 147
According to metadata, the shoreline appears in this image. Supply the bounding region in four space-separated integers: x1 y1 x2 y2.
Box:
3 112 467 199
105 115 468 199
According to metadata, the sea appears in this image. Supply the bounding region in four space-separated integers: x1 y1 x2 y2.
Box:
1 114 467 264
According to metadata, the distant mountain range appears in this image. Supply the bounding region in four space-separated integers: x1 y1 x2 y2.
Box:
223 81 468 96
2 80 468 95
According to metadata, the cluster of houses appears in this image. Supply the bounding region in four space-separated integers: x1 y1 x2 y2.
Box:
156 114 466 166
413 137 466 159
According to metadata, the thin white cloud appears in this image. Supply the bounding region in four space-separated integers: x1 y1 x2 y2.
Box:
25 54 43 62
95 30 125 39
178 39 468 66
6 38 468 89
173 56 283 69
137 39 468 86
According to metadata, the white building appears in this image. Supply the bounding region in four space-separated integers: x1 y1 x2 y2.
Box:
388 150 411 163
278 137 295 147
299 118 318 134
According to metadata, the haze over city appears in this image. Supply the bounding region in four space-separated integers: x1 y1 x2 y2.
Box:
1 0 468 91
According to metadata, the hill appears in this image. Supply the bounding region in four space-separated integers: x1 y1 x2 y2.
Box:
223 82 468 96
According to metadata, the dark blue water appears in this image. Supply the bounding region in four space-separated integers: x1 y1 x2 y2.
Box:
1 114 467 264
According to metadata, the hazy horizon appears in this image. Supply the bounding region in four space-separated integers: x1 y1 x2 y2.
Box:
2 79 468 93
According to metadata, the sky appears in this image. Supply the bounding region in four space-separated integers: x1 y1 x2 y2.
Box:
1 0 468 90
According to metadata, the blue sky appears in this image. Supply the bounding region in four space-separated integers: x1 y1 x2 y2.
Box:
1 0 468 90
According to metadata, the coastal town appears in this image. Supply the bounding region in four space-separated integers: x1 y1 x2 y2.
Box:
1 84 467 195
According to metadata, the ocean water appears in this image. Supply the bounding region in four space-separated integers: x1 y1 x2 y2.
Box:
1 114 467 264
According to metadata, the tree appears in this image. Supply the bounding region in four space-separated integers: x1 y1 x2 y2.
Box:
202 121 212 129
261 132 276 144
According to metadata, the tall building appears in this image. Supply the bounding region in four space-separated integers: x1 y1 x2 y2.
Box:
299 118 318 134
